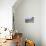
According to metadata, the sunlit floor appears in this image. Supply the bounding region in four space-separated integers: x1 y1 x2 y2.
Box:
0 39 16 46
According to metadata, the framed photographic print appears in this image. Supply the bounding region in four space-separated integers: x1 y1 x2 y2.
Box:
25 16 34 23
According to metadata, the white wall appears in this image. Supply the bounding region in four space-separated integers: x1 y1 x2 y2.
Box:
41 0 46 46
0 0 46 46
13 0 41 46
0 0 16 30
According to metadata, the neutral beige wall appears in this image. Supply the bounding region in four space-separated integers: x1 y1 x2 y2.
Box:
13 0 41 46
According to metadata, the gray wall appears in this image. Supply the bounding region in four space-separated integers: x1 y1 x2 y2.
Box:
13 0 41 46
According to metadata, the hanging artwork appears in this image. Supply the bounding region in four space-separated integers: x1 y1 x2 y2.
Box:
25 16 34 23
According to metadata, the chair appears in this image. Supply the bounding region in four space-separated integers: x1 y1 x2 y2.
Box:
13 33 23 46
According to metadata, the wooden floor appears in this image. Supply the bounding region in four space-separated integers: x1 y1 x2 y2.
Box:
0 39 16 46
